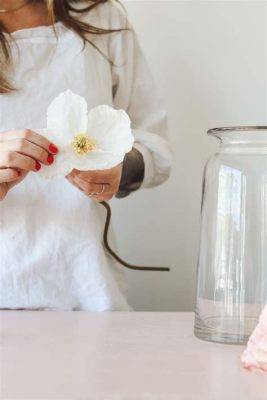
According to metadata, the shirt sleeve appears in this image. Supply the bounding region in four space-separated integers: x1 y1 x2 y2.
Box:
108 4 172 189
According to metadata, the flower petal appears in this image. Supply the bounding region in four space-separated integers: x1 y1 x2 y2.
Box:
36 129 73 178
72 152 124 171
87 105 134 154
38 151 73 179
47 90 88 140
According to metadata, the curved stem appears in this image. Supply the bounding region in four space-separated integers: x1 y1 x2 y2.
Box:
101 201 170 272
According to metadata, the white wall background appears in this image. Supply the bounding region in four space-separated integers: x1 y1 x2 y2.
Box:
111 0 267 311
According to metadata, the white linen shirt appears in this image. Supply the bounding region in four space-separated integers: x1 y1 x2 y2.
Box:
0 2 171 311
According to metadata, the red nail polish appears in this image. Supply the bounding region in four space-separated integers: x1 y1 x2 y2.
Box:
47 154 54 164
35 162 41 171
49 144 58 154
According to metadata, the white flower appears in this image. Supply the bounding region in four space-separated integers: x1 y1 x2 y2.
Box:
37 90 134 178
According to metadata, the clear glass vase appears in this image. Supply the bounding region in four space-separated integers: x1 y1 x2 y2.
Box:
194 126 267 344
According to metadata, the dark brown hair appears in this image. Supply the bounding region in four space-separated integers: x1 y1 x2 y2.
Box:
0 0 127 93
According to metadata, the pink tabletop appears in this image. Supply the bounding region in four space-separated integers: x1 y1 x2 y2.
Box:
0 311 266 399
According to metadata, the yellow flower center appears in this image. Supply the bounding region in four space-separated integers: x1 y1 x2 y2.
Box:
72 133 96 155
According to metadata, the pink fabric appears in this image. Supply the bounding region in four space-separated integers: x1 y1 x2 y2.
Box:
241 304 267 372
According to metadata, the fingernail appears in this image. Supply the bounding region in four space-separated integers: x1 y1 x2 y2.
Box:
49 144 58 154
47 154 54 164
35 161 41 171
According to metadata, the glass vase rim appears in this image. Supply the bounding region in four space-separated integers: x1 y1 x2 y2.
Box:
208 126 267 136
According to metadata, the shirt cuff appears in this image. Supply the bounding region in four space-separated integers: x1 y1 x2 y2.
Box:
132 142 154 189
115 146 145 199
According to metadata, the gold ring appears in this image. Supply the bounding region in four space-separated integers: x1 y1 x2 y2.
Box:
89 184 105 197
99 184 105 195
95 184 105 195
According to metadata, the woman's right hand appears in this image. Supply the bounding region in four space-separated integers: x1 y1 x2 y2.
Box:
0 129 58 201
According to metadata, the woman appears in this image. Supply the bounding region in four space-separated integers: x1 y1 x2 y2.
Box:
0 0 171 311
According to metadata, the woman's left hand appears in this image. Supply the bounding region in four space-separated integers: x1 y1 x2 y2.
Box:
66 164 122 202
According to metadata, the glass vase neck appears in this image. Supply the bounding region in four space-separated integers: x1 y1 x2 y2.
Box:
208 126 267 154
